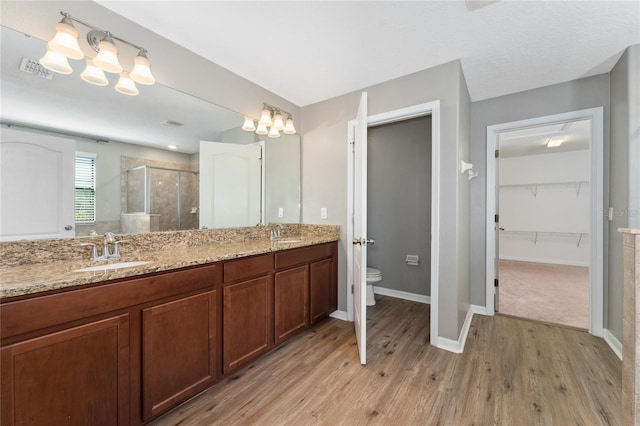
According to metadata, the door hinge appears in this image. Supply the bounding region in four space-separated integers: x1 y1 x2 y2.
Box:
351 284 354 294
495 149 499 158
494 278 499 287
494 214 499 223
350 141 355 152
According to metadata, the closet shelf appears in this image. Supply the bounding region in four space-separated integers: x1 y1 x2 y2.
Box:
499 181 589 197
500 230 589 247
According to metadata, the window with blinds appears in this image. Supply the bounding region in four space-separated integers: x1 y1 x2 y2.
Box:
75 152 96 223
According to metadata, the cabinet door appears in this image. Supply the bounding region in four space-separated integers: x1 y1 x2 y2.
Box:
1 314 129 426
223 276 272 374
142 291 217 420
274 265 309 345
310 258 335 324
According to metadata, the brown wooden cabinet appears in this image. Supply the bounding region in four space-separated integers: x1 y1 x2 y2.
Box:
222 254 273 374
310 257 337 324
1 314 130 426
274 265 309 345
0 242 337 425
141 290 217 421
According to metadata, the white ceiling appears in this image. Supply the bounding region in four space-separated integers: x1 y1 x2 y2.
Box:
95 0 640 106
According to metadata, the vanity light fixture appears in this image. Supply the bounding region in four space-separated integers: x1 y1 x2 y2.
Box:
40 11 155 96
547 135 564 147
243 103 297 138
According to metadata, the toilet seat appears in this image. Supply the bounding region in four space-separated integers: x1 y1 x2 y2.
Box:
366 267 382 282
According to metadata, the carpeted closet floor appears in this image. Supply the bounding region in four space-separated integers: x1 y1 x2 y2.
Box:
498 259 589 329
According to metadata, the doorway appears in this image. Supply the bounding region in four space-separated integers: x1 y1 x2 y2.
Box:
496 119 591 329
485 107 604 336
367 116 432 302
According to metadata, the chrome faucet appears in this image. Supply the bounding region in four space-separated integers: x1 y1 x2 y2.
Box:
270 224 283 240
83 232 125 261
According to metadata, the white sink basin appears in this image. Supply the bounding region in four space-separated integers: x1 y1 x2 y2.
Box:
75 261 152 273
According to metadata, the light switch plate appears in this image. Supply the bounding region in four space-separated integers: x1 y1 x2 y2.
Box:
321 207 327 219
278 207 284 218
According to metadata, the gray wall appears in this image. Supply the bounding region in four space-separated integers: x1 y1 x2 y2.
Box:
301 60 471 340
367 116 431 296
609 44 640 340
469 74 613 329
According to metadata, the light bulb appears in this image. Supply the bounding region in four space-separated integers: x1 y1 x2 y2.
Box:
255 123 269 135
272 112 285 131
268 126 281 138
80 58 108 86
39 48 73 74
115 71 139 96
93 33 122 73
283 117 296 134
258 108 273 127
242 118 256 132
130 50 155 85
48 17 84 59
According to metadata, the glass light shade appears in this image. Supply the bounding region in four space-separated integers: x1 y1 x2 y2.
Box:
283 118 296 135
267 126 281 138
242 118 256 132
80 58 108 86
115 71 139 96
272 112 285 131
130 51 155 85
48 19 84 59
94 38 122 73
258 108 273 127
255 123 269 135
39 48 73 74
547 135 564 147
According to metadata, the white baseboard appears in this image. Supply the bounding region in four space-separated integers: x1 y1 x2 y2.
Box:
603 328 623 360
500 256 589 268
329 310 348 321
470 304 490 316
436 306 474 354
373 286 431 304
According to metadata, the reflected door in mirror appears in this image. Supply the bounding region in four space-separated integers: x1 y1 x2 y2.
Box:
199 141 263 229
0 128 75 241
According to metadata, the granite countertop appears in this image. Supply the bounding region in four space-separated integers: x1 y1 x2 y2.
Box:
0 235 338 300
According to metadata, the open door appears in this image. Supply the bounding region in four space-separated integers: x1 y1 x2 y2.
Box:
199 141 263 229
352 92 368 365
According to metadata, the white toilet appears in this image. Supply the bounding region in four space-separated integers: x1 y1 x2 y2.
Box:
366 267 382 306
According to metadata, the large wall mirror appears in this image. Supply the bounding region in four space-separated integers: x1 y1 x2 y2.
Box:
0 25 300 240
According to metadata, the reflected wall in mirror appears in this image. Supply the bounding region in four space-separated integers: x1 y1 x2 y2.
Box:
0 25 301 241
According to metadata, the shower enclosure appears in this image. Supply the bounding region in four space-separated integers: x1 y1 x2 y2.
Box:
125 165 199 232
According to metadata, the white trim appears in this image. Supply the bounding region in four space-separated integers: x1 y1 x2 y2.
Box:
373 286 430 304
436 307 474 353
499 256 589 268
470 304 490 316
603 329 623 360
485 107 604 338
330 310 349 322
346 121 355 323
346 100 441 346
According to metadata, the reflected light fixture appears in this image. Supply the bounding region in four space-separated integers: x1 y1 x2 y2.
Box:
243 103 297 138
547 135 564 147
40 11 155 96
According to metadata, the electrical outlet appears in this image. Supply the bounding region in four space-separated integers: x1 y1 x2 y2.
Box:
321 207 328 219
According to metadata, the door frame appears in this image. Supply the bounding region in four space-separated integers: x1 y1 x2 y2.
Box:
347 100 441 346
485 107 604 336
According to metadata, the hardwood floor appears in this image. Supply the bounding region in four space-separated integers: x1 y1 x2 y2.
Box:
150 296 621 425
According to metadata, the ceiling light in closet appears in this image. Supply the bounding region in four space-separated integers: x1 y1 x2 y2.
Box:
547 135 564 147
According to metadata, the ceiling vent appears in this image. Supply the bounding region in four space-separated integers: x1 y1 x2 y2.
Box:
19 57 54 80
161 120 184 128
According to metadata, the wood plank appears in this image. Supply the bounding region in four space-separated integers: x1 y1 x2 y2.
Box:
149 296 621 426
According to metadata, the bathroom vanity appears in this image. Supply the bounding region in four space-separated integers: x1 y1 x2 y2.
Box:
0 226 338 426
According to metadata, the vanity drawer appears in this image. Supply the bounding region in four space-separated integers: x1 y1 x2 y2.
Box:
223 254 273 283
275 243 335 270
